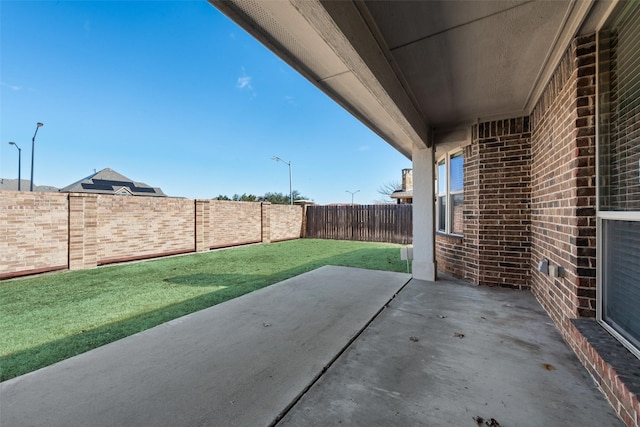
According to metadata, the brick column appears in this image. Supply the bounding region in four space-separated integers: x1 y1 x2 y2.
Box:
195 199 210 252
473 117 532 289
68 193 98 270
261 202 271 243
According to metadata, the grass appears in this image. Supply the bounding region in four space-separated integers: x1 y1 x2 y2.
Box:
0 239 408 381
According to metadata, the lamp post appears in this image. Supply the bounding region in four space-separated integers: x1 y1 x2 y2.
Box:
30 122 44 191
8 142 22 191
272 156 293 204
346 189 360 205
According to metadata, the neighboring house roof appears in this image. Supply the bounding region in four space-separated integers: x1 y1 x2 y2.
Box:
0 179 59 192
390 189 413 200
59 168 166 197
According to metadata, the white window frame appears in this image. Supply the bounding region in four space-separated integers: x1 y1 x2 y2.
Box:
597 213 640 359
436 149 464 236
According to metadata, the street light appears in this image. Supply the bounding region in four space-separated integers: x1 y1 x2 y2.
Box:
8 142 22 191
346 189 360 205
30 122 44 191
272 156 293 205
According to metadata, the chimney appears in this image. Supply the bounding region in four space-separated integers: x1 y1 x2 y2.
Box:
402 168 413 190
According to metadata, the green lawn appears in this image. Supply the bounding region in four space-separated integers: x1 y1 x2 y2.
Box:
0 239 408 381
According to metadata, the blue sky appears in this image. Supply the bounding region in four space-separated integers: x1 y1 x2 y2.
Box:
0 0 410 204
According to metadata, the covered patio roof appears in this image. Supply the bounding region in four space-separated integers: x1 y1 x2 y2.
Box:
210 0 613 157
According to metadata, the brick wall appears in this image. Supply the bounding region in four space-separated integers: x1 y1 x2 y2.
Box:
436 118 532 289
0 193 303 278
209 200 262 248
460 142 480 283
527 34 640 427
474 118 532 289
0 191 68 278
435 234 466 280
96 195 196 264
270 204 303 241
195 200 210 252
69 194 97 270
530 34 597 323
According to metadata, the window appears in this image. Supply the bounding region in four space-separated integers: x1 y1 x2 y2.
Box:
436 151 464 235
598 0 640 358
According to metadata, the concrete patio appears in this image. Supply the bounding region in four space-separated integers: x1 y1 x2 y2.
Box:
0 266 622 426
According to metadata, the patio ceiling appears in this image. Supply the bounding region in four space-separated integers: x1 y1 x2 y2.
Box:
210 0 612 158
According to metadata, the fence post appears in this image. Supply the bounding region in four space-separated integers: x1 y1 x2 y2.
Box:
195 199 210 252
68 193 98 270
300 203 308 237
261 202 271 243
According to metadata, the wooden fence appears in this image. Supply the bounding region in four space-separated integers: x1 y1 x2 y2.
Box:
304 204 412 244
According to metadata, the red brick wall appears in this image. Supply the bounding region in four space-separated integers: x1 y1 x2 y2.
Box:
474 117 532 289
530 34 597 322
436 118 532 289
435 234 466 279
270 204 303 241
209 200 262 248
96 195 195 264
460 142 480 283
0 191 68 278
527 34 639 427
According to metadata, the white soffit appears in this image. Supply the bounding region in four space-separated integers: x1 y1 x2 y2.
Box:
211 1 606 156
360 0 596 126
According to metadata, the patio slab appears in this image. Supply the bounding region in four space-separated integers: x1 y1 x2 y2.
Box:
0 266 411 427
1 267 622 426
277 275 623 426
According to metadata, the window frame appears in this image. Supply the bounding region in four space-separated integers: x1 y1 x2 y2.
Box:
597 214 640 360
436 149 464 236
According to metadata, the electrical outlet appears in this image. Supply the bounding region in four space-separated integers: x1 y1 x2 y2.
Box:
549 265 565 278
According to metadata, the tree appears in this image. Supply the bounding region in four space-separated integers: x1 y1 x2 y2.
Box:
263 190 307 204
213 190 310 204
375 180 401 203
232 193 258 202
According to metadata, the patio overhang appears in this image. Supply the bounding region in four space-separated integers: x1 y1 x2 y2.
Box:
209 0 613 157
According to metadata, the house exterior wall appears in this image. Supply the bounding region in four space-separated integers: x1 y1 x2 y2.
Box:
435 118 532 289
435 38 594 300
434 234 466 280
0 191 68 278
533 33 637 427
474 118 533 289
435 32 639 427
530 35 598 323
96 195 195 264
269 204 303 242
209 200 263 248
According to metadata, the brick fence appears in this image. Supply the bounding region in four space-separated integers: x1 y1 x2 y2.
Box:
0 191 303 279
